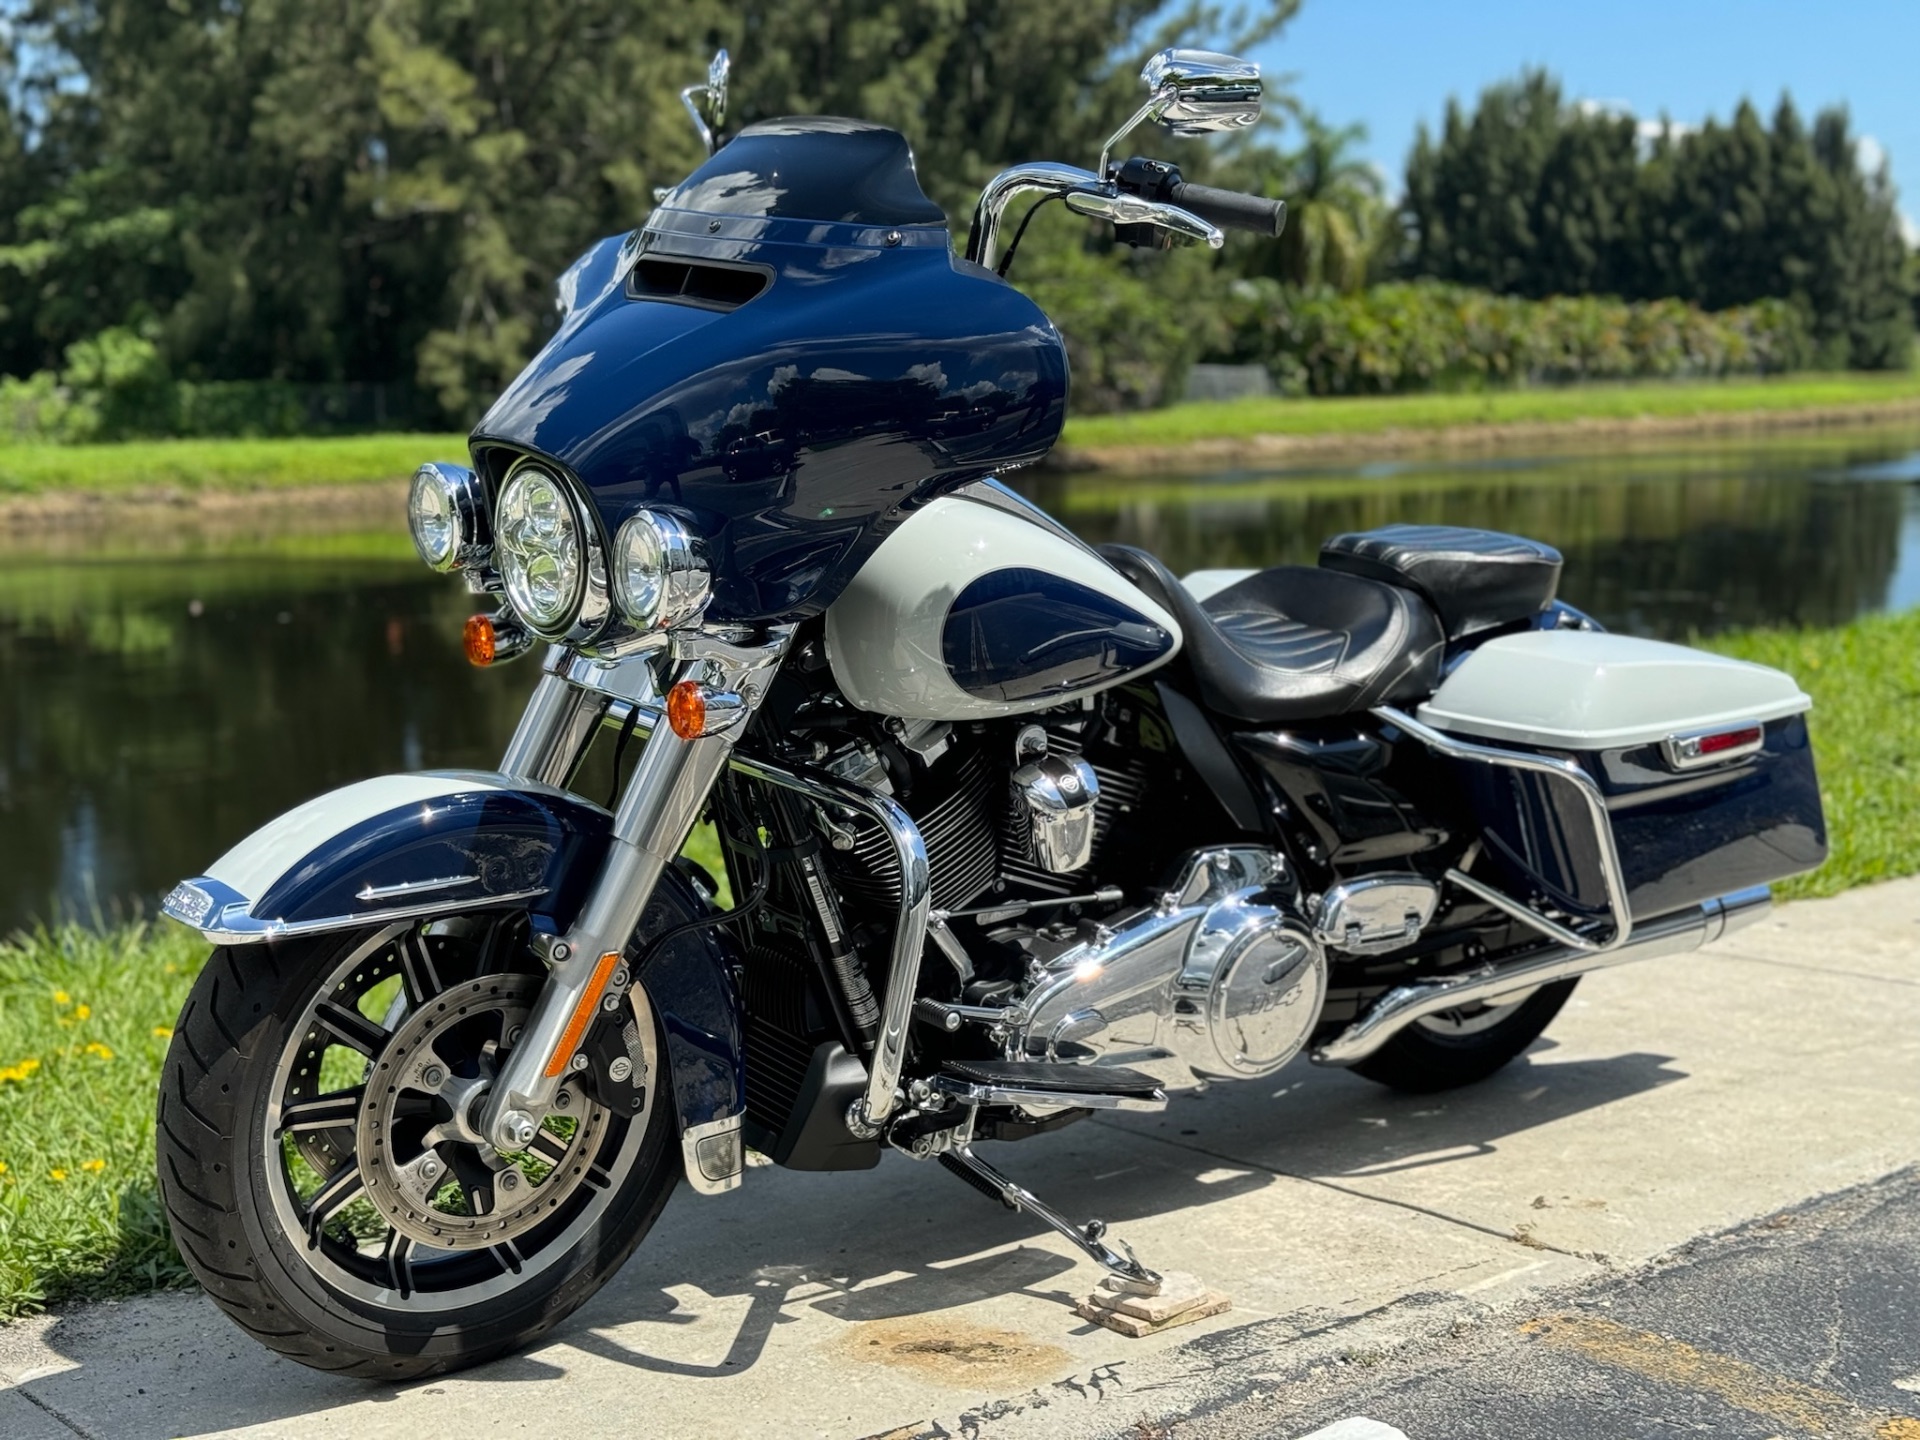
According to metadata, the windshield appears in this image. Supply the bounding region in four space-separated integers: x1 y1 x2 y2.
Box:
666 117 946 227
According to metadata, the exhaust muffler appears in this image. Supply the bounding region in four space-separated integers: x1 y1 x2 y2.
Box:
1310 885 1772 1067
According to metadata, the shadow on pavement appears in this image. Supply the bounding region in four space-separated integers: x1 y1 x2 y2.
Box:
15 1041 1683 1433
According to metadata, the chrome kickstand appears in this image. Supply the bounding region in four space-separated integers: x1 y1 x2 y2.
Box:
941 1142 1161 1289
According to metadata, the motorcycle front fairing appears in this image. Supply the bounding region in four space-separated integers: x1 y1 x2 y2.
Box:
469 118 1071 625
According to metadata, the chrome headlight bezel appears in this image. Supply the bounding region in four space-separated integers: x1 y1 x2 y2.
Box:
613 509 712 632
492 460 611 642
408 462 490 573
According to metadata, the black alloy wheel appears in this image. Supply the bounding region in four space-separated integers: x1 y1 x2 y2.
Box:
156 911 679 1378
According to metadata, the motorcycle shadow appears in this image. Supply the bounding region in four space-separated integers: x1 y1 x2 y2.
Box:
545 1042 1685 1379
15 1043 1683 1426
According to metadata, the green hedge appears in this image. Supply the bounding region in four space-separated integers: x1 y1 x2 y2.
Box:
1228 280 1820 397
0 328 433 442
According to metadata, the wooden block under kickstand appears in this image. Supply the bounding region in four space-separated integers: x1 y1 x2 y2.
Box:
1075 1270 1231 1337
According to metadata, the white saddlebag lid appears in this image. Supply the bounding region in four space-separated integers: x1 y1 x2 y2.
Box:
1416 631 1811 751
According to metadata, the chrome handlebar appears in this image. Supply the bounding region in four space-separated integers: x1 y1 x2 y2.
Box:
966 161 1223 272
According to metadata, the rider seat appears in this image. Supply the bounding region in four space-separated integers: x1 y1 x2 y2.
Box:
1319 524 1563 640
1100 545 1444 725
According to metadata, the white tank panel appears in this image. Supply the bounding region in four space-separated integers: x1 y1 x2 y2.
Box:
824 495 1183 720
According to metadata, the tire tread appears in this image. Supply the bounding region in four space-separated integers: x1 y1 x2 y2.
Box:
156 933 681 1381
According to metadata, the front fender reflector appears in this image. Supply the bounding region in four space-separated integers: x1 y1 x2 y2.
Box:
542 949 622 1079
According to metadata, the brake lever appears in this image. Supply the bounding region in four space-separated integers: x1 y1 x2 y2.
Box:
1062 188 1225 249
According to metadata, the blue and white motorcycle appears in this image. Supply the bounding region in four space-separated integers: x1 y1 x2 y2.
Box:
157 50 1825 1376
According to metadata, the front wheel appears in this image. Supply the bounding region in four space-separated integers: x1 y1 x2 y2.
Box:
156 912 678 1379
1348 978 1579 1094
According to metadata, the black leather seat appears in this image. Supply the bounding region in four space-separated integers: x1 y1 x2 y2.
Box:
1101 545 1444 725
1320 524 1562 640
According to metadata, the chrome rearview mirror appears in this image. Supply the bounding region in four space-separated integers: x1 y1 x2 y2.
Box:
1099 47 1262 178
682 48 730 156
1143 49 1262 134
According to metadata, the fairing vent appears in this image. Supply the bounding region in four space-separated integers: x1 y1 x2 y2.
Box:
629 257 770 312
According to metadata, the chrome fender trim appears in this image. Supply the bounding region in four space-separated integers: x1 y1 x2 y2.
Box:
1311 885 1771 1067
160 770 613 944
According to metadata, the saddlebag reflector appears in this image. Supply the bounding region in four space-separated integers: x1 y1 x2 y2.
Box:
1417 633 1826 919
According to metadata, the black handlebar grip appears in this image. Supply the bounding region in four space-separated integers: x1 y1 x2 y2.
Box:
1167 182 1287 238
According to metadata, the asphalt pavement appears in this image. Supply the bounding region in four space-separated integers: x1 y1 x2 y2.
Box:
1167 1165 1920 1440
1 875 1916 1440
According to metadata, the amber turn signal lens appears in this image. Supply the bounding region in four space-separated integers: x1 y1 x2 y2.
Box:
463 614 498 666
666 680 708 739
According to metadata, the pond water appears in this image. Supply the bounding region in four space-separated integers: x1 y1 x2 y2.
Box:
4 425 1918 936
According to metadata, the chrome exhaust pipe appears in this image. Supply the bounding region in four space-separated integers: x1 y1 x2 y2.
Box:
1310 885 1772 1068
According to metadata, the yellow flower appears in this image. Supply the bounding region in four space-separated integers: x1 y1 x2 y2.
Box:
72 1004 91 1021
0 1059 42 1084
0 1161 9 1175
53 990 71 1005
81 1159 106 1174
151 1027 173 1040
84 1042 115 1061
49 1168 67 1182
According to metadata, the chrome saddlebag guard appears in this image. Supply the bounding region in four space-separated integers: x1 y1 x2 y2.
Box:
1401 631 1827 932
161 769 747 1190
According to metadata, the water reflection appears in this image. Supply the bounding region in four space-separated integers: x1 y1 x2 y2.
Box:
1011 430 1920 637
0 557 529 933
2 427 1917 935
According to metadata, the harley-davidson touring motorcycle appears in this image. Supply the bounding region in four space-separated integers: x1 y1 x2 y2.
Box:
156 49 1826 1377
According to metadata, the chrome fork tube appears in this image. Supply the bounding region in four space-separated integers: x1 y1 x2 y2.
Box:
481 630 790 1152
500 652 606 787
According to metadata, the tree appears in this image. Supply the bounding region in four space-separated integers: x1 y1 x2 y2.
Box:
2 0 1301 421
1401 71 1914 369
1236 115 1384 291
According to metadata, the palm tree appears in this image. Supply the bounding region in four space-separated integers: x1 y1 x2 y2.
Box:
1249 116 1387 290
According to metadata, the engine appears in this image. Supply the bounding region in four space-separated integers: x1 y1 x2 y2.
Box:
721 648 1333 1162
1007 847 1326 1086
803 713 1326 1095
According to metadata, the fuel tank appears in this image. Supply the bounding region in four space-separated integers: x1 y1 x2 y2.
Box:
824 489 1183 719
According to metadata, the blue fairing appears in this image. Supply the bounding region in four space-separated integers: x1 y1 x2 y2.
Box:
469 118 1070 624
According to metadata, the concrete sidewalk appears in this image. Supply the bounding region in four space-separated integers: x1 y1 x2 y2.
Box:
2 878 1916 1440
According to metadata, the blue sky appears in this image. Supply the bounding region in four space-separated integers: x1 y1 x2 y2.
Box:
1252 0 1919 239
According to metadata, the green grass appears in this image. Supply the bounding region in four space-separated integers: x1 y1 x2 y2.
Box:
0 606 1908 1318
0 433 467 496
0 923 204 1316
0 825 728 1321
1062 371 1920 451
1701 607 1920 899
6 373 1919 498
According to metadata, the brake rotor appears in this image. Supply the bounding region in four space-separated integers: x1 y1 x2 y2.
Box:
354 974 610 1250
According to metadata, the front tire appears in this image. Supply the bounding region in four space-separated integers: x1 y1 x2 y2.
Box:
156 914 678 1379
1349 978 1578 1094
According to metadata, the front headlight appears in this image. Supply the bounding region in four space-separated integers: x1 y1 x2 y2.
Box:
614 510 711 630
495 465 587 636
408 462 487 573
